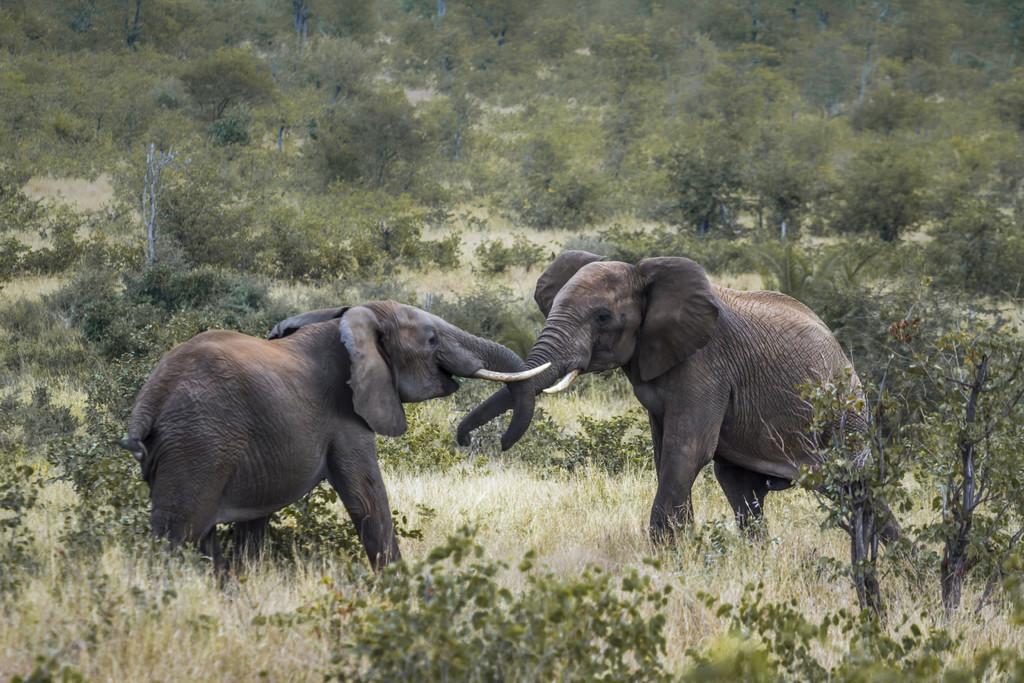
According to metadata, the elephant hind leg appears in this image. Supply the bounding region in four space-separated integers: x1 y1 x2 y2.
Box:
713 460 787 536
229 515 271 570
150 494 227 574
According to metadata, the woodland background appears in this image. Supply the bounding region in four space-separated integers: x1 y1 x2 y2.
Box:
1 0 1023 679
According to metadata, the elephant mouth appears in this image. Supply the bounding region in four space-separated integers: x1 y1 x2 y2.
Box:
542 368 580 394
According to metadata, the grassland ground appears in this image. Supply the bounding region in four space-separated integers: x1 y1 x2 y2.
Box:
2 179 1022 680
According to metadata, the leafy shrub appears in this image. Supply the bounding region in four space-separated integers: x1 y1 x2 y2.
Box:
598 223 751 274
46 417 151 557
473 233 548 275
15 385 80 449
550 411 653 475
686 582 1024 681
325 526 671 681
923 199 1024 297
267 483 424 567
0 445 40 594
430 284 540 359
376 404 477 473
208 105 252 146
0 297 94 378
266 484 365 563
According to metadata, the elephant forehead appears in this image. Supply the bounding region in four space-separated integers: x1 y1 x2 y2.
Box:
391 306 437 343
559 262 638 302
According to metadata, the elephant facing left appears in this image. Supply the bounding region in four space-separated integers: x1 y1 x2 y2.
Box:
122 301 546 573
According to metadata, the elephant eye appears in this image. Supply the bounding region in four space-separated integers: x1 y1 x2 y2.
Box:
596 310 613 326
427 331 439 347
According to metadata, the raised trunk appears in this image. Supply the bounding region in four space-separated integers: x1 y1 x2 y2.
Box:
457 331 570 451
446 326 543 451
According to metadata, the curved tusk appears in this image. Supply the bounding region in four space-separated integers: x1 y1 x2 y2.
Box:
543 369 580 394
472 361 551 382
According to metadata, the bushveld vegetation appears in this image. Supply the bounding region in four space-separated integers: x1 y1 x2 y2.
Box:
1 0 1023 679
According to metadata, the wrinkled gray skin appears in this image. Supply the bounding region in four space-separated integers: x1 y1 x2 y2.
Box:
124 301 529 572
459 251 888 543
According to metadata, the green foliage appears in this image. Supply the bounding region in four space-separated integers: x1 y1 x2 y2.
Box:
826 139 928 242
0 446 40 595
431 284 539 359
473 232 547 275
267 485 422 566
322 526 671 681
181 48 276 121
903 323 1024 613
376 404 476 473
688 582 968 681
596 223 751 275
924 199 1024 297
798 368 908 614
752 239 879 304
46 417 151 558
208 106 252 147
266 484 363 562
549 411 653 475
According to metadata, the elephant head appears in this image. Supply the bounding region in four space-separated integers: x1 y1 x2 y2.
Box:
270 301 549 440
457 251 720 449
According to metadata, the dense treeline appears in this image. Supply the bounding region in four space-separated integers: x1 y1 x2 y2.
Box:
1 1 1024 679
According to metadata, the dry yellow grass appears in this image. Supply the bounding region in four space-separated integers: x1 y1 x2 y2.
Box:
23 175 114 212
4 456 1020 680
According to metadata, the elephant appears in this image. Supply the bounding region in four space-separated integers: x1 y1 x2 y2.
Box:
458 251 894 543
122 301 547 573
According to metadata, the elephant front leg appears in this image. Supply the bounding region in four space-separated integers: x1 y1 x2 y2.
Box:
327 433 401 571
648 408 722 545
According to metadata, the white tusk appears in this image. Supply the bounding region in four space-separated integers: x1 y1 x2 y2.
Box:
543 369 580 394
472 361 551 382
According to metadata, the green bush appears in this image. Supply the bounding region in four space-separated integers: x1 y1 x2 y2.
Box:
598 224 751 274
687 582 1024 681
551 411 653 475
326 526 671 681
267 486 423 567
0 445 40 594
46 417 151 557
376 404 477 473
430 284 539 359
474 233 548 275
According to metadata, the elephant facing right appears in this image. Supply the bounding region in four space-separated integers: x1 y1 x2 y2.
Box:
123 301 547 573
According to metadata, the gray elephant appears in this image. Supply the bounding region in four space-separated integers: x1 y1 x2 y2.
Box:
458 251 890 542
123 301 546 572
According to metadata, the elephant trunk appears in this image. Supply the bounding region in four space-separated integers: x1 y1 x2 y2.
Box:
457 320 580 451
443 325 543 451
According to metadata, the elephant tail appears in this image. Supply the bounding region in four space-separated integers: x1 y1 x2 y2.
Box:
123 413 157 484
120 436 147 463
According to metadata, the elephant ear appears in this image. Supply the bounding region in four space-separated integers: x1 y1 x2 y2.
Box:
339 307 406 437
636 257 720 382
268 306 349 339
534 251 607 317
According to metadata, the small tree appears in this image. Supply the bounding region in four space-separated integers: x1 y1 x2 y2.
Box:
906 323 1024 615
799 367 906 617
142 143 177 265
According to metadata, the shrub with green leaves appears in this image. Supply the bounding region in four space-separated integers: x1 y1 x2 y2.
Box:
325 526 671 681
473 233 547 275
551 411 653 475
798 367 908 615
376 404 476 473
905 323 1024 614
0 445 41 594
267 486 423 567
688 581 1024 681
